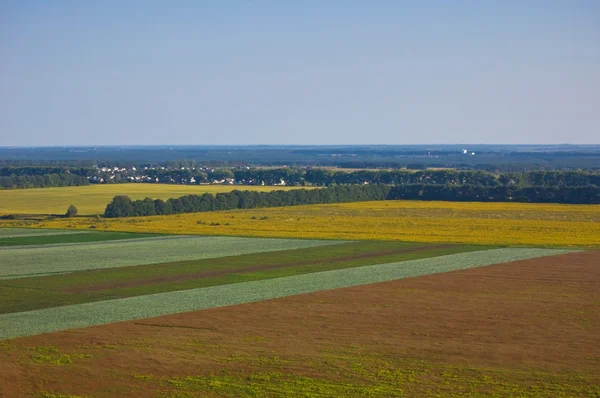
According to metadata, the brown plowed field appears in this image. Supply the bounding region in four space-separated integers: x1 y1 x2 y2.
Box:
1 251 598 397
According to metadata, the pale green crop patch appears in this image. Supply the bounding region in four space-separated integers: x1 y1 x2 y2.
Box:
0 235 345 279
0 248 577 340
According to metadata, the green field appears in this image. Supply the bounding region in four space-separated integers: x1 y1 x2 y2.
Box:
0 183 305 215
0 241 493 314
0 247 572 340
0 233 342 279
0 227 576 335
0 226 595 397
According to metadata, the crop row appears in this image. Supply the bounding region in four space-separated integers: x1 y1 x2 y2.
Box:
0 247 577 340
0 236 344 280
1 242 488 314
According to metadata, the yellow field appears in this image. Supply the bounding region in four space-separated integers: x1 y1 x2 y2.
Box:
6 200 599 247
0 184 303 215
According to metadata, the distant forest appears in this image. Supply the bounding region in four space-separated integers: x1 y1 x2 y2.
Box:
2 166 600 190
1 145 600 171
2 146 599 208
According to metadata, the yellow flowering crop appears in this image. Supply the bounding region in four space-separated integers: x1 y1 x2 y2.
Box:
6 200 599 248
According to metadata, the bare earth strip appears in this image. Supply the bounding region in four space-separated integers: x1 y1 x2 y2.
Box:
0 236 344 279
0 248 575 340
0 251 597 397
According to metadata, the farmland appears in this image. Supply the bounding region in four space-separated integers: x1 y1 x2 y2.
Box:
0 227 577 338
1 241 490 314
11 200 600 247
0 200 598 396
0 183 305 215
0 233 341 279
1 249 597 397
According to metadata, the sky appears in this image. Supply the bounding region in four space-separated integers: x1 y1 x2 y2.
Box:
1 1 599 146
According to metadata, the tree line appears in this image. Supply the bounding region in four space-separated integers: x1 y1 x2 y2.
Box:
93 168 600 187
233 169 600 187
103 183 600 218
2 166 600 190
103 185 392 217
91 167 600 187
0 167 92 177
387 184 600 204
0 174 89 189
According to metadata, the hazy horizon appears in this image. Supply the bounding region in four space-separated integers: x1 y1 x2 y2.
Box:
1 1 599 146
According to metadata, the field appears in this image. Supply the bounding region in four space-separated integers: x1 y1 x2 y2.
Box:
0 234 339 280
0 183 304 215
10 200 600 247
1 196 598 397
1 250 597 397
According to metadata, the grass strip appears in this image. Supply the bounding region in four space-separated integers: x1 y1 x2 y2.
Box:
0 248 578 340
0 231 159 247
0 228 87 238
0 236 345 279
0 242 489 314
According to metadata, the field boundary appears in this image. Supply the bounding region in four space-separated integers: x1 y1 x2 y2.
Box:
0 247 578 340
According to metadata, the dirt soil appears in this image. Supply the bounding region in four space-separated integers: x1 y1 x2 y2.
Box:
1 251 598 397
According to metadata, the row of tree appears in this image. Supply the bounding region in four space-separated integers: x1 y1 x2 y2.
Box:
233 169 600 187
103 185 392 217
387 184 600 204
103 183 600 218
3 166 600 190
0 167 92 177
89 168 600 187
0 174 89 189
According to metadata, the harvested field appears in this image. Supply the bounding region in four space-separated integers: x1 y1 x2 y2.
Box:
0 248 572 339
0 251 597 397
0 183 306 215
16 200 600 247
0 235 342 279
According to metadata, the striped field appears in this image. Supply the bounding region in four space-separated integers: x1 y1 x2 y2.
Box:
0 234 343 279
1 242 488 314
0 247 574 340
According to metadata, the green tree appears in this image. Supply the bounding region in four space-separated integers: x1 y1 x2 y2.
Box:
65 204 78 218
104 195 134 218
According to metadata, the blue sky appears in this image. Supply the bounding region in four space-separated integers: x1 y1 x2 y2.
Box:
1 1 599 146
